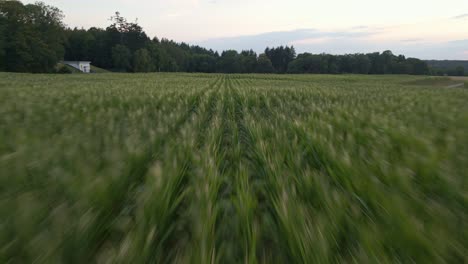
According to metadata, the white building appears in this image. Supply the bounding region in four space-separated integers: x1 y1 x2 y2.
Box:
62 61 92 73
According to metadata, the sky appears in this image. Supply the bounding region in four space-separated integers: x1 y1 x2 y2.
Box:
23 0 468 59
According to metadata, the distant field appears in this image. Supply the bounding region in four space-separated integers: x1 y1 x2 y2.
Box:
0 73 467 263
450 76 468 81
406 76 466 88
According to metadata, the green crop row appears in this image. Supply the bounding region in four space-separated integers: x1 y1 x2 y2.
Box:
0 73 467 263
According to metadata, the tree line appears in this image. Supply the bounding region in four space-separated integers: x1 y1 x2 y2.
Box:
0 1 65 73
288 51 429 75
425 60 466 76
1 1 431 75
431 66 465 76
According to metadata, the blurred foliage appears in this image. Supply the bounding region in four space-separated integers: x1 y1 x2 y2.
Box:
0 73 467 263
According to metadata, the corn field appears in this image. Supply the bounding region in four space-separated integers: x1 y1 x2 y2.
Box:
0 73 467 263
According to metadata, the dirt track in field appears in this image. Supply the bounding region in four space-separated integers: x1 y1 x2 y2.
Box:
450 76 468 81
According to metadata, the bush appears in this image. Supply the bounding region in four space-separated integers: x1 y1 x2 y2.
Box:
57 66 73 74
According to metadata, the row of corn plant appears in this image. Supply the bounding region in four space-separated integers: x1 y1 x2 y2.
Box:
1 72 467 263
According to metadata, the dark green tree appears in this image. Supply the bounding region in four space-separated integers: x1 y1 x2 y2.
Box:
355 54 371 74
64 28 95 61
391 55 409 74
86 27 113 68
158 38 190 71
0 0 65 72
406 58 429 75
145 40 161 72
288 53 326 73
2 2 432 75
189 54 217 73
112 44 131 71
107 12 149 52
133 48 152 72
265 46 296 73
455 66 465 76
218 50 242 73
0 10 5 71
256 54 274 73
240 50 257 73
368 52 385 74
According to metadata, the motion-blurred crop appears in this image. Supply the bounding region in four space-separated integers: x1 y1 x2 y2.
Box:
0 73 467 263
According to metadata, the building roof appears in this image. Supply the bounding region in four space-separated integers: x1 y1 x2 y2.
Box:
62 61 92 63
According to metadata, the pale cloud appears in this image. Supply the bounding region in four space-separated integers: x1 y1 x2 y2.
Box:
290 37 334 45
453 14 468 19
401 38 425 43
200 27 468 59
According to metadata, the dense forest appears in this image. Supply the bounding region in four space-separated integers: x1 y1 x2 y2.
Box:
426 60 467 76
0 0 456 75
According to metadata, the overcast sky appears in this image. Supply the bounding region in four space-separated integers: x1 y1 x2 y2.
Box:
23 0 468 59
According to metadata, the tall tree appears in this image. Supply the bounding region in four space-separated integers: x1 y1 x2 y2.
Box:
133 48 152 72
265 46 296 73
1 2 431 75
107 12 149 52
0 0 65 72
240 50 257 73
189 54 216 73
112 44 131 71
381 50 395 74
218 50 241 73
406 58 429 75
256 54 274 73
146 40 161 71
87 27 113 68
0 8 5 71
64 28 94 61
355 54 371 74
368 52 385 74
